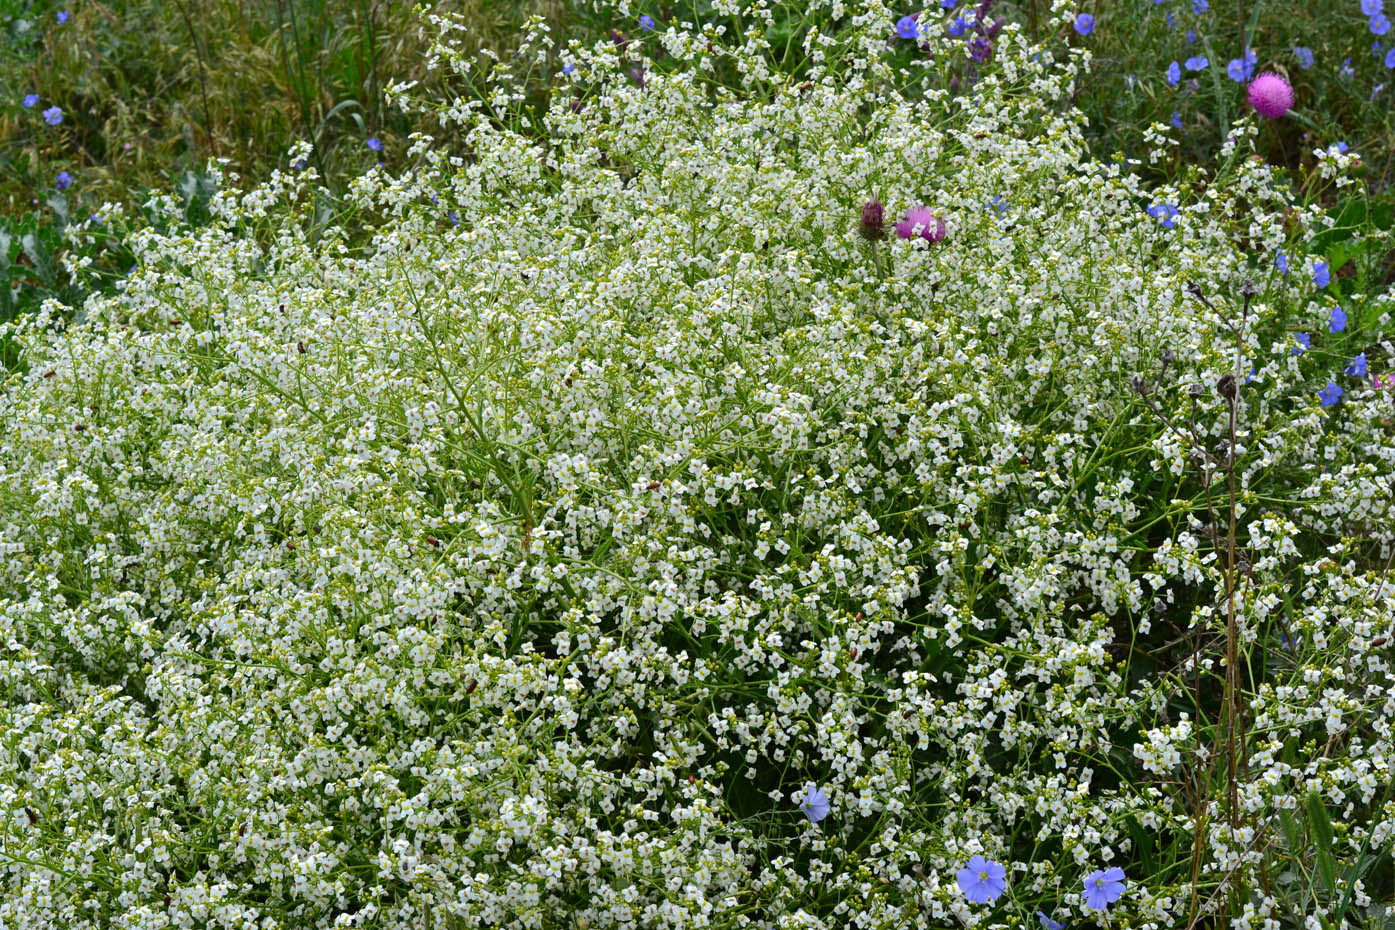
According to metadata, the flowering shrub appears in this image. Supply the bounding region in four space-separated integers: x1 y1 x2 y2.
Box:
1 1 1394 928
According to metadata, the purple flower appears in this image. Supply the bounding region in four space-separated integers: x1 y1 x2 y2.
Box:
1185 55 1209 70
1037 913 1066 930
1312 261 1330 288
948 15 970 36
1276 250 1289 273
1330 306 1347 332
56 10 68 24
797 783 830 823
639 14 656 30
1373 13 1391 35
1364 0 1384 15
897 13 922 39
942 0 958 6
1193 0 1207 11
969 36 994 61
1248 72 1294 118
1295 46 1314 69
1293 332 1310 354
1167 60 1182 86
896 205 947 242
1346 353 1368 377
22 93 38 108
1186 28 1196 42
957 855 1008 904
1386 46 1395 67
55 171 73 190
1319 381 1343 406
1074 13 1095 35
859 198 886 240
366 137 382 152
1082 867 1127 910
42 106 62 125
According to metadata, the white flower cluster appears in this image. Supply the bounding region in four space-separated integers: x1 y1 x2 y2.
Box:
1 1 1391 928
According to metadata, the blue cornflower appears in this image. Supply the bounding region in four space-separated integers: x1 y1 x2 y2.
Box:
948 15 970 36
1276 250 1289 273
42 106 62 125
1037 912 1066 930
1082 867 1127 910
1313 261 1330 288
1319 381 1343 406
56 10 68 23
1293 332 1310 354
1193 0 1207 12
366 137 382 152
23 93 38 108
55 171 73 190
1330 306 1347 332
1373 13 1391 35
1346 353 1368 377
1295 46 1314 69
639 14 655 30
897 13 921 38
797 783 830 823
957 855 1008 904
1185 55 1209 70
1386 46 1395 67
1147 203 1180 228
1167 60 1182 85
1074 13 1095 35
1364 0 1384 15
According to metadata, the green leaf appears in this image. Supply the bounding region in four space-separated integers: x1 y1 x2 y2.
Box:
1306 793 1336 894
1279 807 1304 855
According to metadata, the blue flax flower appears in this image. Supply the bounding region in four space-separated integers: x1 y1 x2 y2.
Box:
1074 13 1095 35
1364 0 1383 15
1346 353 1368 377
1171 110 1183 129
639 14 655 30
1293 332 1310 354
1373 13 1391 35
1386 46 1395 67
942 0 958 7
57 10 68 24
1193 0 1208 11
1185 55 1209 70
23 93 38 108
1330 306 1347 332
1227 47 1257 81
1082 867 1127 910
797 783 830 823
42 106 62 125
1147 203 1179 228
1275 250 1288 273
1313 262 1330 288
957 855 1008 904
366 137 382 152
55 171 73 190
1187 28 1196 42
1167 60 1182 85
1037 912 1066 930
1319 381 1342 406
1295 46 1314 69
948 15 970 36
897 13 921 38
1166 11 1175 27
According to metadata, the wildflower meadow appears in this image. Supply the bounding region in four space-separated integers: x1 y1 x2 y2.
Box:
1 0 1394 928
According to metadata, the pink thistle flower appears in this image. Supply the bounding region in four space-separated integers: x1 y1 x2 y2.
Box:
895 206 946 243
1247 72 1294 119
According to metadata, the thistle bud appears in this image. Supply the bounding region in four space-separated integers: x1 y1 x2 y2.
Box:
859 198 886 241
